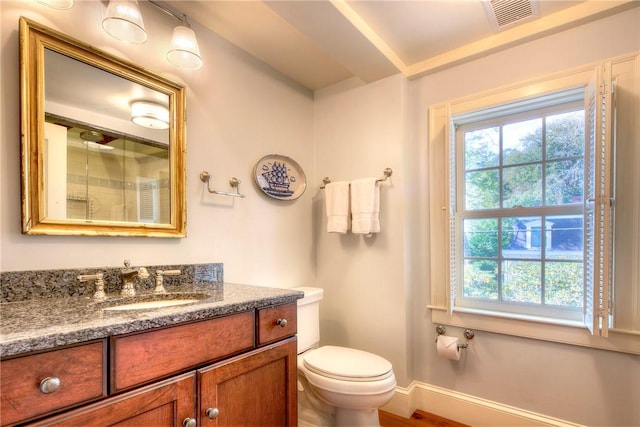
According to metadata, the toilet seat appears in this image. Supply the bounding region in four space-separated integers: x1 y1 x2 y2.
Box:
302 345 393 382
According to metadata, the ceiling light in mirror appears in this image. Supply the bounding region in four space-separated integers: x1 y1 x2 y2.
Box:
130 100 169 129
167 24 203 70
83 141 115 151
35 0 74 9
79 130 114 150
103 0 147 44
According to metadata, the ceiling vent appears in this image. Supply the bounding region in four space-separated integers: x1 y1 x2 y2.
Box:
483 0 540 30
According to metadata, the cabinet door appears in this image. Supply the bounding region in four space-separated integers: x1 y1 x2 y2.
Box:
27 372 196 427
198 337 297 427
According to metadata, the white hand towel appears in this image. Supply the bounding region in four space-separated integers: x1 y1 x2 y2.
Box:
325 181 350 233
350 177 380 235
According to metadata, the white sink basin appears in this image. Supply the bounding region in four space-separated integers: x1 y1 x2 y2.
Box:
100 292 210 311
103 299 200 311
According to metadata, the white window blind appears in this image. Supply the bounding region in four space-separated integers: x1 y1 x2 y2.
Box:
584 63 614 337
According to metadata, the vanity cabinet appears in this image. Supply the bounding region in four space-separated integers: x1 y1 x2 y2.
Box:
0 303 298 427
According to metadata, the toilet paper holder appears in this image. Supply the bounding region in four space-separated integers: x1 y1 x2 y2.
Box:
435 325 475 349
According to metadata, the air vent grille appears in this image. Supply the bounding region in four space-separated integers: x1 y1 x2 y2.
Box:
484 0 540 30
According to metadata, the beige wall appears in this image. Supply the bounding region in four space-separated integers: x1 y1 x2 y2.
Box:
313 7 640 426
0 1 316 289
2 1 639 425
314 75 411 386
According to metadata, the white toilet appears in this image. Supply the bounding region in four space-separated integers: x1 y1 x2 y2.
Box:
295 287 397 427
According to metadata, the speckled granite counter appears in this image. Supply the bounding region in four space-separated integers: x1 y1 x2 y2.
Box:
1 265 303 358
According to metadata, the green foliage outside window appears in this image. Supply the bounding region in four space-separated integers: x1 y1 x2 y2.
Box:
462 110 585 308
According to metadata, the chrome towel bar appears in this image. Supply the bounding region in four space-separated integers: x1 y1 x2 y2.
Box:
320 167 392 189
200 171 246 198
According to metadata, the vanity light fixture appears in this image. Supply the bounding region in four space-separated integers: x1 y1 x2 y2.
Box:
149 1 203 70
101 0 203 69
102 0 147 44
130 100 170 130
167 22 203 70
35 0 74 9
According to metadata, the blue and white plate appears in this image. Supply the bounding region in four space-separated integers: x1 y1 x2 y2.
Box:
254 154 306 200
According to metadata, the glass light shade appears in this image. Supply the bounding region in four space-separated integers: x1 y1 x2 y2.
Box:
35 0 74 9
167 25 203 70
83 141 114 151
130 101 169 129
102 0 147 44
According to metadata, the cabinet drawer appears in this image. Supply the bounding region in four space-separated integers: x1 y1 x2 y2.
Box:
111 311 254 392
0 341 106 426
257 303 297 346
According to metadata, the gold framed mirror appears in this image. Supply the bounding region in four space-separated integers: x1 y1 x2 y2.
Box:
20 17 186 237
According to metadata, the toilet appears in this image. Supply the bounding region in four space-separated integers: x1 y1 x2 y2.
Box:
295 287 397 427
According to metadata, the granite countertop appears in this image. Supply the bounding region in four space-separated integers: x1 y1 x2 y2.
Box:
0 283 303 358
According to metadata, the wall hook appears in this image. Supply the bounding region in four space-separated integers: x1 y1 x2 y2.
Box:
200 171 246 198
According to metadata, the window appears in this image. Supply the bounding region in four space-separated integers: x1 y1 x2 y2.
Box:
454 102 586 322
428 54 640 353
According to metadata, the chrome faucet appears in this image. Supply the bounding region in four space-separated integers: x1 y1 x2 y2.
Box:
120 260 150 297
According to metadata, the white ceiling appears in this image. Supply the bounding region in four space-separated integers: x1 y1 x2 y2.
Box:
168 0 638 91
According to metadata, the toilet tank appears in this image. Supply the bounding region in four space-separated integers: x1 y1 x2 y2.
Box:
293 287 323 354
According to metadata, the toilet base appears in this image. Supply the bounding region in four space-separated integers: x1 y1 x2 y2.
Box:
336 407 381 427
298 383 335 426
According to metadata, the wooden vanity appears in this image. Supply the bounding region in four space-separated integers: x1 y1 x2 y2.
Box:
0 284 299 427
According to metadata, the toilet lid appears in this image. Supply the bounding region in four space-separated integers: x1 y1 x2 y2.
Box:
303 346 393 381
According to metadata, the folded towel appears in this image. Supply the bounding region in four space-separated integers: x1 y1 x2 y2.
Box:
325 181 350 233
350 177 380 235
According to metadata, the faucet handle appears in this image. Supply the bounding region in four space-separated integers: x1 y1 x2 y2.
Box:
157 269 181 277
154 269 181 293
77 273 106 300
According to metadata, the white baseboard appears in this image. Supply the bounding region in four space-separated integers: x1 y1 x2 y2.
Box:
380 381 585 427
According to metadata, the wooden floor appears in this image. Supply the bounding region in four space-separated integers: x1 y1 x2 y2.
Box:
379 410 470 427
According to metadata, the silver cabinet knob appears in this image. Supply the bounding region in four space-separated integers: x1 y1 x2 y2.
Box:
39 377 61 394
182 418 197 427
206 407 220 419
276 318 288 327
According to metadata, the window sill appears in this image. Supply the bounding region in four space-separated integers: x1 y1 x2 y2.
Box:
430 306 640 354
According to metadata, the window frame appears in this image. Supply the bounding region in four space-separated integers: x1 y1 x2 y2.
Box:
427 55 640 354
454 101 586 322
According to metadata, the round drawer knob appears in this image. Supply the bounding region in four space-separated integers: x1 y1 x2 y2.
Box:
276 318 288 328
206 407 220 419
182 417 197 427
39 377 61 394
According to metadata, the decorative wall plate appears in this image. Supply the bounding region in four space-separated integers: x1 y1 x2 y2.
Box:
254 154 306 200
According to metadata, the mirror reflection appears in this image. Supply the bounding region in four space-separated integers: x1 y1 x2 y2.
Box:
44 119 170 223
44 49 170 224
20 18 186 237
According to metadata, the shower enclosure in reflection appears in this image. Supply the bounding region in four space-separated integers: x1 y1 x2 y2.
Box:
44 118 170 224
